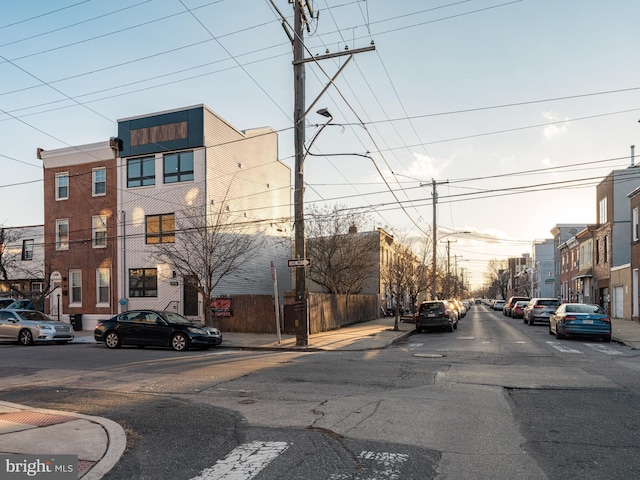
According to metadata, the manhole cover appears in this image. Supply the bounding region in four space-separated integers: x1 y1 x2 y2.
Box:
413 353 446 358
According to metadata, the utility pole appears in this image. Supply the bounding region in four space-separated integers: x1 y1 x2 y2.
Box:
272 0 375 347
429 179 448 300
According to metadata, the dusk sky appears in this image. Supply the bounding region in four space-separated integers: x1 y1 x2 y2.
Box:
2 0 640 288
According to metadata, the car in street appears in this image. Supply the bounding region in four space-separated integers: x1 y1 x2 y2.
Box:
523 298 561 325
503 296 530 316
492 300 506 311
549 303 611 342
94 310 223 351
415 300 458 333
0 309 74 345
510 300 529 319
449 299 466 319
0 298 15 309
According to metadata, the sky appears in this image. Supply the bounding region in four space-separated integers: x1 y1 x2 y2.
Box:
2 0 640 289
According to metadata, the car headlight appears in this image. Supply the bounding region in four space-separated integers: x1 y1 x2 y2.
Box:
35 324 54 330
187 327 207 335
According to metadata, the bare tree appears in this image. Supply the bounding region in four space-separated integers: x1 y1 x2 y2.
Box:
305 204 377 295
150 203 267 326
381 243 418 331
484 259 508 300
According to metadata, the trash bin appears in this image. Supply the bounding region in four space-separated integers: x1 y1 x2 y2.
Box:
69 314 83 331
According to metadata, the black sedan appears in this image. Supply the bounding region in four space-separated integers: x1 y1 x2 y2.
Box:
94 310 223 351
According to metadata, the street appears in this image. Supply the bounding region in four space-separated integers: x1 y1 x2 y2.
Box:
1 304 640 479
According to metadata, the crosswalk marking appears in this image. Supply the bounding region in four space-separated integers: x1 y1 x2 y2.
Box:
546 341 583 353
190 441 289 480
583 343 623 355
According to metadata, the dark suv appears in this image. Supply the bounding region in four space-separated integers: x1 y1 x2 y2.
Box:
416 301 458 333
503 296 530 317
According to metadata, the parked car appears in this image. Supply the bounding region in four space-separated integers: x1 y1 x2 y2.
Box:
492 300 506 311
549 303 611 342
415 301 458 333
503 296 530 316
523 298 561 325
511 300 529 319
0 309 74 345
94 310 223 351
449 299 466 319
0 298 15 309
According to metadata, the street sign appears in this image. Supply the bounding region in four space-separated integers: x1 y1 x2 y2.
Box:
288 258 311 268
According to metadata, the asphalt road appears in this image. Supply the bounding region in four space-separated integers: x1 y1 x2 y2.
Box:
2 305 640 479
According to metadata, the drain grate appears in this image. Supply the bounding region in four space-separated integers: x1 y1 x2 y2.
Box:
0 411 76 427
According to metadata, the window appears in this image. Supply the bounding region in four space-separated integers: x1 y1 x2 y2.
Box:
96 269 110 305
127 156 155 187
634 207 639 242
146 214 175 244
21 240 34 260
587 242 592 265
70 270 82 304
604 235 608 263
55 173 69 200
596 239 600 264
92 215 107 248
93 168 106 196
163 151 194 183
129 268 157 297
599 197 607 224
56 219 69 250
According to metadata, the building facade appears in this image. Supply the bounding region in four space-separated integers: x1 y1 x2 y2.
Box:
40 141 119 325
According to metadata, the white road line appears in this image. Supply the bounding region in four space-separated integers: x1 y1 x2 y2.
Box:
329 451 409 479
546 341 583 353
407 343 424 350
583 343 624 355
190 441 289 480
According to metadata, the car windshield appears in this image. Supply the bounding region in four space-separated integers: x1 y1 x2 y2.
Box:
538 300 560 307
565 304 604 314
17 311 52 321
162 312 193 324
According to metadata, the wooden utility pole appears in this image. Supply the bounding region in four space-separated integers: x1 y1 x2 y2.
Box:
271 0 374 346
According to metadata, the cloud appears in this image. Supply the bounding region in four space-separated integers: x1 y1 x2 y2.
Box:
542 111 569 138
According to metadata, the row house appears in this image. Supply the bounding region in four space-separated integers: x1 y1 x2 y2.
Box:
530 239 554 298
506 254 530 298
550 224 586 300
0 225 46 306
40 105 292 330
628 186 640 321
558 234 580 302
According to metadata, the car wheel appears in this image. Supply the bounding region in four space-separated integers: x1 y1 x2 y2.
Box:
105 331 121 349
171 333 189 351
18 329 34 346
528 317 534 326
448 321 454 332
603 335 611 343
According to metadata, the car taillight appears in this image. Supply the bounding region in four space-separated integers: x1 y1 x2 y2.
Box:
601 317 611 323
563 315 577 321
534 305 543 309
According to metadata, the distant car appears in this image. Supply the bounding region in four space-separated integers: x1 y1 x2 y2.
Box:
523 298 561 325
94 310 223 351
549 303 611 342
5 299 35 310
492 300 506 311
0 309 74 345
449 299 466 319
503 296 530 317
511 301 529 319
415 301 458 333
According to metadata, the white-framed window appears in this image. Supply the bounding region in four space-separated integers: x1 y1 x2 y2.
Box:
634 207 639 242
55 173 69 200
92 215 107 248
599 197 607 224
93 167 106 196
56 219 69 250
70 270 82 305
21 239 34 260
96 268 110 305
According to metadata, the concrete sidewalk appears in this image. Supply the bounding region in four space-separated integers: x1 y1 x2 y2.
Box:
2 314 640 479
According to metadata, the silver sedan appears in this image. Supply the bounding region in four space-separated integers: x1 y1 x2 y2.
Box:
0 309 74 345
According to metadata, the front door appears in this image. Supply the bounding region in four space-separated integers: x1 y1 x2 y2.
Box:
183 276 199 317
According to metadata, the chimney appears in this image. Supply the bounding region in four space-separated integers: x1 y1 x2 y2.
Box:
632 145 636 167
348 224 357 234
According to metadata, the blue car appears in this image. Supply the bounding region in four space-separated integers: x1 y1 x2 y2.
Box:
549 303 611 342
